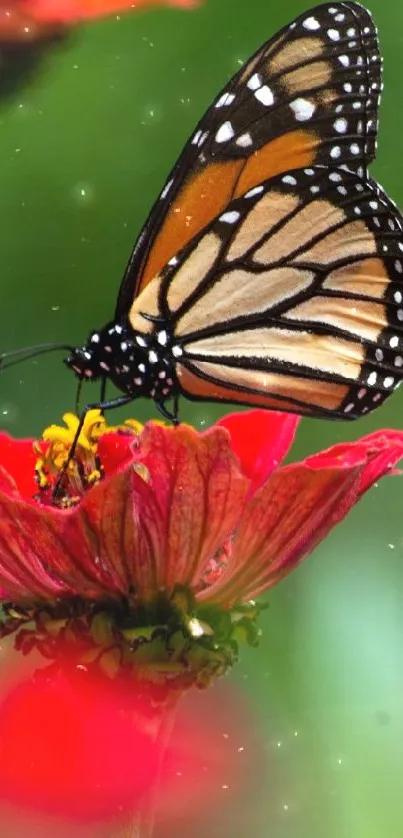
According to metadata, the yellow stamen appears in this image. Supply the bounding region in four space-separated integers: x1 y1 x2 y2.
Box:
35 411 148 501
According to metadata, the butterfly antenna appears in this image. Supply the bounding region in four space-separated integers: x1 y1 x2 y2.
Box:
0 343 75 372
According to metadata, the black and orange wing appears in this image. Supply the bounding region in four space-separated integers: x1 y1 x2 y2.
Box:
116 1 382 318
142 166 403 420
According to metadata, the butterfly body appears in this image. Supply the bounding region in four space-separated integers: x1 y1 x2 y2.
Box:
66 2 403 421
66 320 179 407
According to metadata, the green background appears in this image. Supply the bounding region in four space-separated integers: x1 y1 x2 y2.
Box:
0 0 403 835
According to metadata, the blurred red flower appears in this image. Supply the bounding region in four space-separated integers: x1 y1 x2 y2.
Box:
30 0 199 24
0 0 198 44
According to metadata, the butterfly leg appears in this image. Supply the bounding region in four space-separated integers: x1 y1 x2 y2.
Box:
52 394 133 502
156 398 180 426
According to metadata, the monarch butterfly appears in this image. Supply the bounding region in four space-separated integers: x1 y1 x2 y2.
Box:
7 1 403 424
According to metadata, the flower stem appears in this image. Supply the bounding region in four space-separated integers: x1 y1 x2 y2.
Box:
111 692 180 838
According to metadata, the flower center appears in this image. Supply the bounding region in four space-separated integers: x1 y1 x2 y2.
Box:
34 410 142 507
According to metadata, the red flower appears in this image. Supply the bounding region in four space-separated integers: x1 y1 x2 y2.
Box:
0 0 199 48
0 409 401 622
0 409 401 825
29 0 200 24
0 0 199 42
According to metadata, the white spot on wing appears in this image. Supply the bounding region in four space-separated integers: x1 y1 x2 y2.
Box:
289 97 316 122
244 185 264 199
247 72 262 91
303 16 320 30
215 121 235 143
160 178 173 200
254 85 274 106
215 91 235 108
334 118 347 133
236 132 253 147
220 210 241 224
158 330 168 346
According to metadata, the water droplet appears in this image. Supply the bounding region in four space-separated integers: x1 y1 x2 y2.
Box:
72 183 94 204
140 104 163 126
0 403 19 424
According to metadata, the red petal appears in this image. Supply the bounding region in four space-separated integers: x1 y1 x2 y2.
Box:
0 470 150 602
217 410 299 492
0 490 89 601
133 423 249 591
0 434 37 499
348 429 403 496
205 429 403 604
97 431 139 477
204 457 363 604
75 465 163 598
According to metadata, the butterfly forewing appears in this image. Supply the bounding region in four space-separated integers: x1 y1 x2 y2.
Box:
116 1 381 317
137 166 403 419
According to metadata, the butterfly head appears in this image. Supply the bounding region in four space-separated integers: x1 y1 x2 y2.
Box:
64 324 121 383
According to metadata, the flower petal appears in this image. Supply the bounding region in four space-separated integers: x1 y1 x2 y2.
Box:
75 465 163 598
0 434 37 499
97 432 139 477
203 429 403 605
217 410 299 492
0 471 149 602
203 460 362 604
134 423 249 591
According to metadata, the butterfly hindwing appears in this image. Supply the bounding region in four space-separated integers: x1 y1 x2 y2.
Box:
116 1 382 317
130 165 403 420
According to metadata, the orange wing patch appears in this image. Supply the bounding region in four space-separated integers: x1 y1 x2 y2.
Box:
234 131 318 198
139 160 243 289
177 361 349 414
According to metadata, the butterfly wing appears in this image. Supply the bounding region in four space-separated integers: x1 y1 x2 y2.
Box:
128 166 403 420
116 1 382 319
